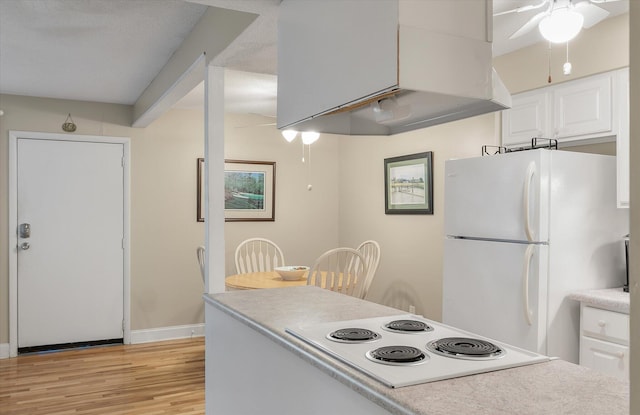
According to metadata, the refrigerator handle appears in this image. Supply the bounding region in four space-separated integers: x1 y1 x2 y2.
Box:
522 244 535 326
523 162 536 242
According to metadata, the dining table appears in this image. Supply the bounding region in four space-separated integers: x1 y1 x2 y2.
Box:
225 271 310 290
224 270 356 293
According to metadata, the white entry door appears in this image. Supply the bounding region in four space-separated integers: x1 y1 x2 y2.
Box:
17 138 125 348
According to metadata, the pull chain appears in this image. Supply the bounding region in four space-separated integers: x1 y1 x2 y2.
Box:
563 41 572 76
307 144 313 191
547 42 552 84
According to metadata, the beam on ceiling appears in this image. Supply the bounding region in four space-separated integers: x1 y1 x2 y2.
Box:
132 6 257 127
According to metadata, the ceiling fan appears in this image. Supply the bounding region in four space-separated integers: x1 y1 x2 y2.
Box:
497 0 622 43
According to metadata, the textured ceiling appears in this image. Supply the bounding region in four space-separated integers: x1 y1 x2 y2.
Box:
0 0 208 105
0 0 629 116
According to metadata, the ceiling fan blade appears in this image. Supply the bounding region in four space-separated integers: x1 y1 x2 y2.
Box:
493 0 549 17
574 2 610 28
235 122 276 129
509 11 547 39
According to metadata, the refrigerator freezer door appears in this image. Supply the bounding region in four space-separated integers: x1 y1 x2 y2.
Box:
443 238 549 355
444 150 549 243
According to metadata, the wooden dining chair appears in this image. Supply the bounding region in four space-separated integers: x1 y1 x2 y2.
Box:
235 238 285 274
307 247 367 298
356 240 381 299
196 245 205 282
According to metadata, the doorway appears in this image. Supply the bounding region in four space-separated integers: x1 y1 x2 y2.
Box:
9 131 131 357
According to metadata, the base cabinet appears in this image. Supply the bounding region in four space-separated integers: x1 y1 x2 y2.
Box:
580 336 629 380
579 305 629 381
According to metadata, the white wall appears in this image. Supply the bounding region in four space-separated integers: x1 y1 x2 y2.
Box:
130 108 206 329
338 114 499 319
494 14 628 94
223 113 340 273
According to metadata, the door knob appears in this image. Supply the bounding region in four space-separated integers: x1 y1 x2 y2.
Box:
20 242 30 250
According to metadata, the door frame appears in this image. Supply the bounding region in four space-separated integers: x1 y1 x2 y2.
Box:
8 130 131 357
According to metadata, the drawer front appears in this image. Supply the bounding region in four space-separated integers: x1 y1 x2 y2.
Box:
582 306 629 345
580 336 629 381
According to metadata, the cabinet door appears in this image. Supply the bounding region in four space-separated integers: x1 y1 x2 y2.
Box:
553 74 613 140
580 336 629 381
502 91 550 147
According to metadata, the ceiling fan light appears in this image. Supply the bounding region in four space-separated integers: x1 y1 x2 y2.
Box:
282 129 298 142
538 8 584 43
301 131 320 145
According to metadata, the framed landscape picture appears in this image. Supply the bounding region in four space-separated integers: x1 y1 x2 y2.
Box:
384 152 433 215
197 159 276 222
223 160 275 222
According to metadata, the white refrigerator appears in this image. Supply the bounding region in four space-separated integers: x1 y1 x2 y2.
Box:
442 149 628 363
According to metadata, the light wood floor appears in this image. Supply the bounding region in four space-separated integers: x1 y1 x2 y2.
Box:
0 337 205 415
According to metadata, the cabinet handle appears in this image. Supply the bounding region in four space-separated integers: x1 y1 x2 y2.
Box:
615 351 625 359
597 320 606 327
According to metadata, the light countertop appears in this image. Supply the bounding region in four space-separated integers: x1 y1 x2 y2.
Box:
204 286 628 415
568 287 630 314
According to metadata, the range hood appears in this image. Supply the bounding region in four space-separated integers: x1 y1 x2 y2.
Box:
277 0 511 136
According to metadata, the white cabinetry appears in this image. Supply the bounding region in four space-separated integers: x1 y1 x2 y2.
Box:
502 68 629 208
553 75 612 139
502 69 626 147
501 91 549 146
579 305 629 381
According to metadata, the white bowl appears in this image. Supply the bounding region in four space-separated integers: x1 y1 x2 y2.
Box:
275 266 309 281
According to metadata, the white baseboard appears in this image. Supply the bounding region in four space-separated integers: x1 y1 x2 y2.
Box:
0 343 9 359
130 323 205 344
0 326 204 358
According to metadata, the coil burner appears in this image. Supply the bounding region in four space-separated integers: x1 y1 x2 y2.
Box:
366 345 429 366
426 337 505 360
383 319 434 334
327 328 381 343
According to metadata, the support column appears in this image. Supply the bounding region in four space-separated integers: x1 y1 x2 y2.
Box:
204 65 225 294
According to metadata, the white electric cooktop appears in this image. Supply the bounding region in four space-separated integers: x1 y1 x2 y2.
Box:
286 314 549 388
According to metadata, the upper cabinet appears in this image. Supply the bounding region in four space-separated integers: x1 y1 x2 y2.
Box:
502 69 626 147
501 90 550 146
502 68 629 208
553 75 612 140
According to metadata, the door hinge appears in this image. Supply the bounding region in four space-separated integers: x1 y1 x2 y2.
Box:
121 238 125 249
121 156 125 167
122 320 125 331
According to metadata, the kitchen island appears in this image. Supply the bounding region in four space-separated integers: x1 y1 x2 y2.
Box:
204 286 628 415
